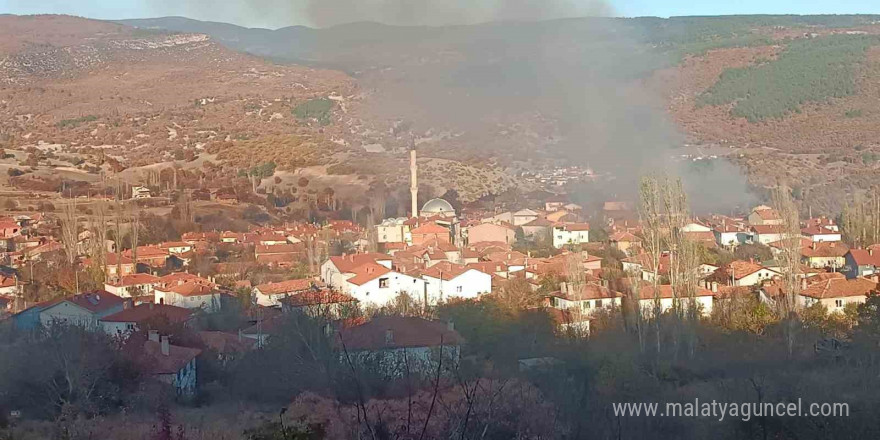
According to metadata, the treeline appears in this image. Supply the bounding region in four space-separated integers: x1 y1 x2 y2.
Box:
697 34 880 122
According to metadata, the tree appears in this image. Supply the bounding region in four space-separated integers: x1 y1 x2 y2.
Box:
772 184 802 358
59 200 79 267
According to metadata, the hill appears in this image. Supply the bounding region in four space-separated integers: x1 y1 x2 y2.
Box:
6 15 880 213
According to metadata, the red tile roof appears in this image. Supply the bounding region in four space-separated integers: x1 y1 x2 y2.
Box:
141 341 201 375
254 279 316 295
557 222 591 232
107 274 160 287
255 243 303 255
848 249 880 267
801 242 848 258
346 262 392 286
280 290 357 307
329 253 392 273
636 284 715 300
421 262 472 281
754 208 781 221
751 225 786 235
609 231 640 242
101 303 192 323
410 223 450 235
338 316 463 350
58 291 124 314
801 277 877 300
801 225 839 236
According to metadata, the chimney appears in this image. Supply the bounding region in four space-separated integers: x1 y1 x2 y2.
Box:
801 277 808 291
123 299 133 310
385 329 394 345
711 281 718 293
148 330 160 343
870 248 874 257
447 320 455 332
160 336 170 356
560 282 567 294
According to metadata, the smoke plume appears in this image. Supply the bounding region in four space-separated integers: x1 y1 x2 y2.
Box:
145 0 613 28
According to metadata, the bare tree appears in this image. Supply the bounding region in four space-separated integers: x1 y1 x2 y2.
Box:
638 174 665 355
129 203 140 270
772 184 802 358
59 200 78 266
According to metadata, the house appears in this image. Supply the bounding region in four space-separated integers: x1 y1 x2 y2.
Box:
154 273 222 312
545 195 569 212
104 253 137 278
748 206 783 226
131 186 152 199
253 278 317 307
801 225 842 243
682 230 717 248
420 261 492 303
805 216 838 232
198 331 253 363
321 253 393 287
39 291 124 329
709 260 780 287
344 263 425 306
512 209 541 226
181 232 220 244
544 308 591 335
750 225 788 245
843 248 880 279
410 223 450 246
713 222 750 248
552 223 590 249
609 230 641 255
220 232 243 244
635 284 717 316
124 246 170 268
279 290 357 317
544 283 624 315
0 218 22 239
140 331 200 395
799 277 877 313
104 273 160 298
337 316 463 376
100 303 192 336
800 242 848 270
521 218 554 240
158 241 194 255
467 222 517 245
254 244 303 267
0 275 21 296
377 217 409 244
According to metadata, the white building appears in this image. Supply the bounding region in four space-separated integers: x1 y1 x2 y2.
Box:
636 284 716 316
131 186 152 199
420 262 492 303
104 274 160 298
552 223 590 248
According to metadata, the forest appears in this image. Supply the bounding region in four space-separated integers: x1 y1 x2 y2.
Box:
697 34 880 122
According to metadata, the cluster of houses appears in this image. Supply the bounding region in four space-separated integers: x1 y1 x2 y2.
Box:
6 186 880 394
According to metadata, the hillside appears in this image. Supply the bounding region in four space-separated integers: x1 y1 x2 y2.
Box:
120 15 880 213
5 15 880 212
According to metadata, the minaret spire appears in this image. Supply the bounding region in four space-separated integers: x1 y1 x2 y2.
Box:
410 138 418 218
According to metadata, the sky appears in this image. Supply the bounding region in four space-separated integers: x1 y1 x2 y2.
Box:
1 0 879 28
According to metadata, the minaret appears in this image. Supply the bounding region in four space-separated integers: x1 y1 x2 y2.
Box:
410 145 418 218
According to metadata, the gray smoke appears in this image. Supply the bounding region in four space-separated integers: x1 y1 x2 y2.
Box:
143 0 613 28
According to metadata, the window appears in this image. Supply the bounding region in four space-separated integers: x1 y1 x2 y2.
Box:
835 299 844 308
596 299 603 308
379 278 389 288
456 286 463 293
126 323 135 331
582 301 592 310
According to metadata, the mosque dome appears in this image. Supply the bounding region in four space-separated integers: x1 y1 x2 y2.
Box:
421 198 455 215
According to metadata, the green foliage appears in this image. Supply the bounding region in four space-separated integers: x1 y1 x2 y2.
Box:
245 161 277 179
292 98 334 125
57 115 98 128
845 109 864 118
697 35 880 122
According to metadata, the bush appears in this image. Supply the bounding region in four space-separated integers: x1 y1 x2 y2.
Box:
292 98 334 125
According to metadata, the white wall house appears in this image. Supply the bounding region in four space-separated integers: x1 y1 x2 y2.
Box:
421 266 492 304
552 224 590 249
637 285 716 316
154 283 222 312
343 267 426 307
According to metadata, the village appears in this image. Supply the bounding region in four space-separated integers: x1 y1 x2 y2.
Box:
0 142 877 403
